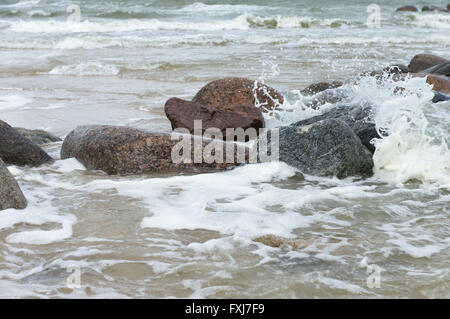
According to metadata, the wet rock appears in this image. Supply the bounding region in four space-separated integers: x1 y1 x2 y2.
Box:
291 105 378 153
303 87 350 109
421 62 450 77
408 54 448 73
396 5 418 12
61 125 248 175
263 118 374 178
0 158 27 211
432 92 450 103
14 127 62 145
164 97 264 140
253 235 307 249
422 5 449 12
192 78 284 112
300 81 343 96
425 74 450 93
360 64 410 78
0 120 54 167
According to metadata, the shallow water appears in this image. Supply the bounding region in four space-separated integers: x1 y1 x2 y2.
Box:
0 0 449 298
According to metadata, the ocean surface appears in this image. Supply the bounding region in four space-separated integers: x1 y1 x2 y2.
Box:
0 0 449 298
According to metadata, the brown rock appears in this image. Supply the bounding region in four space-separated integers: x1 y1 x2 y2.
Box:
253 235 308 250
424 74 450 93
396 5 418 12
300 81 343 96
164 97 265 141
0 120 54 167
192 78 284 112
61 125 249 175
0 158 27 211
408 54 449 73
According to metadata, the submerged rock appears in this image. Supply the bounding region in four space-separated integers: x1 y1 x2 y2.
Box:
164 97 264 140
300 81 343 96
61 125 248 175
14 127 62 145
432 92 450 103
0 120 54 167
192 78 284 112
396 5 418 12
263 118 374 178
0 158 27 211
408 54 448 73
422 5 449 12
253 235 307 249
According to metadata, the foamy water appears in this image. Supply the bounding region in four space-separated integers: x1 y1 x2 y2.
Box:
0 0 449 298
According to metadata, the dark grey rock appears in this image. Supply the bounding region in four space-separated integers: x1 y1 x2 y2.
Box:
432 92 450 103
14 127 62 145
262 119 373 178
0 158 27 211
292 105 379 153
422 62 450 77
0 120 54 167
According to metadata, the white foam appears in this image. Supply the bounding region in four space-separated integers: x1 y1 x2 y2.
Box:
0 94 33 110
49 62 120 76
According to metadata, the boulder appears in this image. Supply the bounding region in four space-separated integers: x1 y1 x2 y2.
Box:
408 54 448 73
421 62 450 77
0 158 27 211
396 5 418 12
291 105 378 153
192 78 284 112
262 118 374 178
300 81 343 96
425 74 450 93
164 97 264 140
0 120 54 167
14 127 62 145
61 125 248 175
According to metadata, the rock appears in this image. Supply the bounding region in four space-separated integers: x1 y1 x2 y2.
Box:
432 92 450 103
422 5 449 12
0 120 54 167
303 87 351 109
262 118 374 178
291 105 378 153
0 158 27 211
396 5 418 12
253 235 307 249
425 74 450 93
61 125 248 175
448 4 450 10
192 78 284 112
408 54 449 73
300 81 343 96
421 62 450 77
14 127 62 145
164 97 264 140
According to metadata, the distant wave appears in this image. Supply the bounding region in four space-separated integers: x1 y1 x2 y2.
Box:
1 33 449 50
7 14 353 33
48 62 120 76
